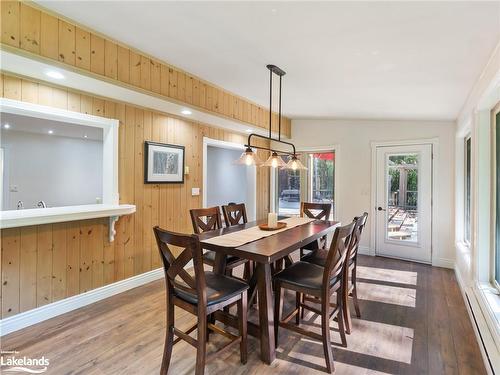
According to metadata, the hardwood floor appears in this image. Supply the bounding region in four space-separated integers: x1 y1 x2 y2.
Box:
2 255 486 374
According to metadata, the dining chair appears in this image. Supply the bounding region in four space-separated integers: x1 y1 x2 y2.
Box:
221 203 253 280
221 203 248 227
189 207 248 275
299 202 332 258
301 212 368 334
153 226 248 375
273 221 355 374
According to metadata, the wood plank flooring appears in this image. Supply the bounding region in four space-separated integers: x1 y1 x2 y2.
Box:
1 255 486 374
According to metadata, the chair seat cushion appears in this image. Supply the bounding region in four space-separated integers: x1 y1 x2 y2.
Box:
274 261 339 291
202 250 241 265
302 249 354 268
174 271 249 306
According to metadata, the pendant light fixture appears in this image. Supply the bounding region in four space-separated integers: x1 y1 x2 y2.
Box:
235 64 306 170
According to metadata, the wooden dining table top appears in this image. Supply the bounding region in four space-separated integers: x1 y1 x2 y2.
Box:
197 217 340 264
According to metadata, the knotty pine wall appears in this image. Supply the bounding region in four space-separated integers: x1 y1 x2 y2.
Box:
0 1 291 137
0 73 271 318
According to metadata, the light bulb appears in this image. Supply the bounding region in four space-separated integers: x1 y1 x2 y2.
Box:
291 160 298 170
271 157 278 168
245 154 253 166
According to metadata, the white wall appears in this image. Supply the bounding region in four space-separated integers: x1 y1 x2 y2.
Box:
291 118 456 265
1 130 103 210
453 43 500 371
206 146 248 208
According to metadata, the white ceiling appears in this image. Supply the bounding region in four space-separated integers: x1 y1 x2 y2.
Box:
37 1 500 121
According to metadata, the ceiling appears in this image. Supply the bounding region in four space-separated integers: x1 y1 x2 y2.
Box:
1 113 103 141
37 1 500 121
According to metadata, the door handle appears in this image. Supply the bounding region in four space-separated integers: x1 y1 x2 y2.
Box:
377 206 386 212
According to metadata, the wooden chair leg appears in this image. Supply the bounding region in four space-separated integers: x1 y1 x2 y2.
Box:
274 284 283 348
300 293 305 319
295 292 301 325
352 268 361 318
160 294 175 375
238 291 248 364
337 292 347 347
195 310 207 375
321 297 335 374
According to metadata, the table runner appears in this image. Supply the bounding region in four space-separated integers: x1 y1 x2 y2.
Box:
202 217 316 248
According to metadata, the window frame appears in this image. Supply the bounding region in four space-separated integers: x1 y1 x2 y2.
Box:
272 146 338 221
492 103 500 290
464 135 472 246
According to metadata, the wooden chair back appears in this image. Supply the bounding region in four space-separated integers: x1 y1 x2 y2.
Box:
222 203 248 227
322 221 356 287
348 212 369 262
300 202 332 221
190 207 222 234
153 226 207 305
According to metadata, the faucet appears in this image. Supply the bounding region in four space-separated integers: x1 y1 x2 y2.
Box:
17 200 24 210
37 201 47 208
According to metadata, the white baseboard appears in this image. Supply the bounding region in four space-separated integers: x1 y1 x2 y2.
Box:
432 257 455 269
0 268 164 336
358 245 374 256
455 265 498 375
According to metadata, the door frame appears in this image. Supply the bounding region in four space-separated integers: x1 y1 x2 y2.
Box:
202 137 257 221
370 138 440 266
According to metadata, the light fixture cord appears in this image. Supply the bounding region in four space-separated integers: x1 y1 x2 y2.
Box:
278 74 282 141
269 67 272 140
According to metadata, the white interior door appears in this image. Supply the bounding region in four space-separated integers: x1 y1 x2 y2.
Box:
375 144 432 263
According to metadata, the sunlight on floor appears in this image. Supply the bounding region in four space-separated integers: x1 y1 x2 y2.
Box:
357 266 418 286
357 281 417 307
287 347 394 375
343 319 414 364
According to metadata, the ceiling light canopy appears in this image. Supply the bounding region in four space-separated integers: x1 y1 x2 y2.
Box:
235 64 306 170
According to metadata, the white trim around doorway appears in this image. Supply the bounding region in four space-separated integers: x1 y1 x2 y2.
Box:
369 138 447 267
202 137 257 221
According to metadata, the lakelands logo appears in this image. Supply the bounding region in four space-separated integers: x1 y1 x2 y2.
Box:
1 351 50 374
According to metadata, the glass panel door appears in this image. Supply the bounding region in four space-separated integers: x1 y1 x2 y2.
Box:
310 152 335 220
386 154 419 243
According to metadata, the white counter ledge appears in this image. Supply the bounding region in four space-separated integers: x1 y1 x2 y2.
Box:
0 204 136 241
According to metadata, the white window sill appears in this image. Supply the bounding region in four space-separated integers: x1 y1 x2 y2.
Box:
0 204 136 242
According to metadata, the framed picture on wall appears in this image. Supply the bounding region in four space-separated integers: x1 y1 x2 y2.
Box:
144 141 185 184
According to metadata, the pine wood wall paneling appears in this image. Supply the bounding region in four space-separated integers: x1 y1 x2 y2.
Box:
19 3 40 54
0 73 271 319
1 1 292 136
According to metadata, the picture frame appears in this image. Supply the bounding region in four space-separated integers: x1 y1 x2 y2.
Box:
144 141 185 184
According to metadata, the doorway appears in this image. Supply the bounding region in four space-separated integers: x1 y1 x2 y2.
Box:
203 137 257 220
375 144 432 263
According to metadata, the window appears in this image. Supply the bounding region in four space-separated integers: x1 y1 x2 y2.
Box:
465 136 472 244
276 151 335 219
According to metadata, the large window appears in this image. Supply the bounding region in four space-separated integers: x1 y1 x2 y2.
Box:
465 136 472 244
276 151 335 219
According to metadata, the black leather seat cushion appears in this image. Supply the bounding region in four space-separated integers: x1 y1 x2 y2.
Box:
174 271 249 306
203 250 241 265
274 261 339 290
302 249 354 268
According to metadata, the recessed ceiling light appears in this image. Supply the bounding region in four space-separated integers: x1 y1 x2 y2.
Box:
3 124 10 129
181 109 192 115
48 130 54 134
46 70 65 80
84 134 88 138
245 129 252 133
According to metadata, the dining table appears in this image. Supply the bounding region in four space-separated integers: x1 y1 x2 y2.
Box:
197 216 340 364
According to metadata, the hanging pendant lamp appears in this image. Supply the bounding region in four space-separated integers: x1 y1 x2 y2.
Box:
234 64 306 170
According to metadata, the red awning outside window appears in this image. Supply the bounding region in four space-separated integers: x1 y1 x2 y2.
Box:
313 152 335 161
